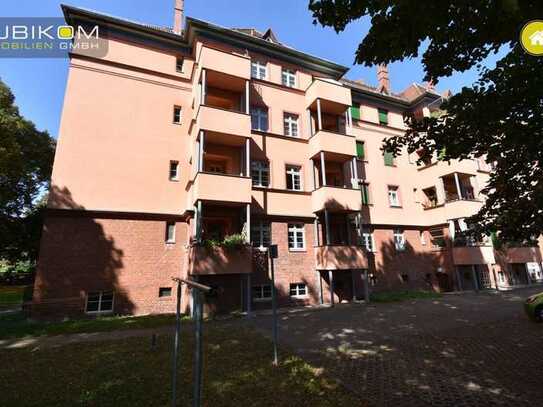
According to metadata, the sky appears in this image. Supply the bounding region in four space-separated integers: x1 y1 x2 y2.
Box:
0 0 506 138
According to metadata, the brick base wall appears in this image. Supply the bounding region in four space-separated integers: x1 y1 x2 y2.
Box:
32 213 188 319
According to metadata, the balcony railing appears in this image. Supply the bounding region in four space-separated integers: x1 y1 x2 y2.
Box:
195 105 251 138
305 79 352 108
309 130 355 158
191 172 252 205
188 245 253 275
312 186 361 213
197 45 251 80
315 245 368 270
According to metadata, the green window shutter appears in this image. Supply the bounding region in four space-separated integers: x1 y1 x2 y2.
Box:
361 184 370 205
350 105 360 120
356 141 365 159
384 151 394 166
378 108 388 125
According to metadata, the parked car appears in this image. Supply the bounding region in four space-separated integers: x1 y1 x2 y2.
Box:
524 292 543 322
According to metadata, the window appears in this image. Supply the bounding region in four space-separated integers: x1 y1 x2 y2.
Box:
251 60 267 80
281 68 296 87
388 186 401 207
393 229 406 251
401 274 409 283
356 141 365 159
420 230 427 245
250 107 268 131
361 229 375 252
169 161 179 181
498 271 505 283
288 223 305 250
289 283 307 298
361 183 370 205
173 106 182 124
175 57 184 73
86 291 114 314
429 227 446 249
283 113 299 137
285 165 302 191
166 222 176 243
251 161 270 187
251 221 271 248
378 108 388 125
159 287 172 298
383 150 395 166
253 285 272 301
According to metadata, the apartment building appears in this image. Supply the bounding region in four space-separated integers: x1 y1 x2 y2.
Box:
32 3 543 318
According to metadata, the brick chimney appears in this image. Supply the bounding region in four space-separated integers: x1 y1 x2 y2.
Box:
174 0 184 35
377 64 390 94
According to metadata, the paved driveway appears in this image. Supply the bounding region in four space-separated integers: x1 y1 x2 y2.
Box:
251 287 543 406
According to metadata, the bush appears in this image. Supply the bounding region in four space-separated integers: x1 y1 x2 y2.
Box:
202 233 247 249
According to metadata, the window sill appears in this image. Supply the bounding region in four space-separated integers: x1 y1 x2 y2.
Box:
389 205 403 209
172 122 182 126
85 310 113 315
290 295 308 300
169 179 179 182
289 248 307 253
166 241 176 245
253 298 272 303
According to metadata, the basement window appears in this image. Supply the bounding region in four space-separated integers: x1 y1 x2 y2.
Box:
159 287 172 298
85 291 114 314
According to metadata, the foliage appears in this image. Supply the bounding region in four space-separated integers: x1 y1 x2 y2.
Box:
202 233 247 249
309 1 543 242
0 285 27 310
369 290 441 303
0 78 55 262
0 325 363 406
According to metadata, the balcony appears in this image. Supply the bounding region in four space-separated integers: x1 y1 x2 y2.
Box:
312 186 361 213
315 245 368 270
191 172 251 205
197 45 251 80
188 245 253 275
452 246 496 265
503 246 542 263
306 78 351 109
309 130 355 158
196 105 251 139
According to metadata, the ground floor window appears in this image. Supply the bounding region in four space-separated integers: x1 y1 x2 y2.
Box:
159 287 172 298
289 283 307 298
85 291 114 314
253 285 272 301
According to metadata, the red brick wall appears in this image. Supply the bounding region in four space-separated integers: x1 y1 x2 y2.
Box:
32 213 188 319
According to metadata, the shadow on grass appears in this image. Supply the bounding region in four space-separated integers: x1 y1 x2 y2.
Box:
0 325 365 407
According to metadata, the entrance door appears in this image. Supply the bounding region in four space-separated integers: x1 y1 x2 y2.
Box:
511 263 529 285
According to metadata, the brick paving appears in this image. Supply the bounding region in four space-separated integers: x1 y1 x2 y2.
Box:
252 287 543 406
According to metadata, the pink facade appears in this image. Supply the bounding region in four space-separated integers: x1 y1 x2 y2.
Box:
32 5 543 318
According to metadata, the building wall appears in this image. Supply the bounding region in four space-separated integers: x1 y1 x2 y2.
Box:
33 214 188 319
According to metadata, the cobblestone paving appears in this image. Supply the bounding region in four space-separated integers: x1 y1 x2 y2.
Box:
252 288 543 406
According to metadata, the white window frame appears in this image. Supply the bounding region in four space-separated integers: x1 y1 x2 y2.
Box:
361 229 375 252
283 113 299 137
251 161 270 187
173 106 182 124
289 283 307 298
388 186 400 207
250 107 268 131
286 165 302 191
85 291 114 314
169 161 179 181
251 221 271 249
251 60 267 80
288 223 306 251
166 222 176 243
393 229 406 251
281 68 296 87
253 284 272 301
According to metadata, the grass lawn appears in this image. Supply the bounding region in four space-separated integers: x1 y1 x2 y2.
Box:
370 290 442 303
0 312 185 340
0 285 27 310
0 324 364 407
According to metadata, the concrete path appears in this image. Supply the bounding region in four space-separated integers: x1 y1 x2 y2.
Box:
251 287 543 407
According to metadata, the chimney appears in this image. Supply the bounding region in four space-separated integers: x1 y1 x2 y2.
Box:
376 64 390 94
174 0 184 35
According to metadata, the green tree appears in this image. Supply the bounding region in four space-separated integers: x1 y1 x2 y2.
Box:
0 78 55 263
309 1 543 243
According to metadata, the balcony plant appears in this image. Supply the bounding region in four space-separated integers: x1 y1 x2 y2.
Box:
201 233 248 250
